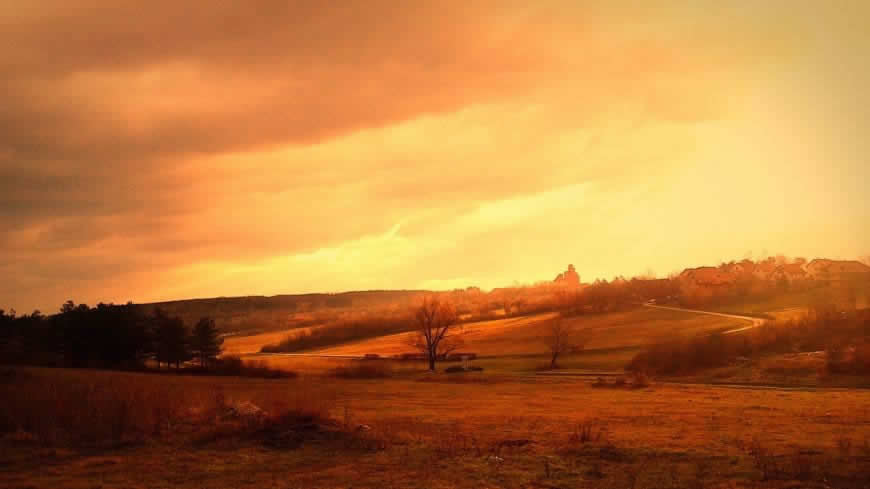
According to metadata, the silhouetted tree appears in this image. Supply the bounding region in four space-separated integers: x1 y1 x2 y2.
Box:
499 288 522 317
191 317 223 367
409 297 460 371
544 318 576 369
152 308 190 369
59 301 150 368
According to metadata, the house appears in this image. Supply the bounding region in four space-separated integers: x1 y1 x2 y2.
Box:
772 263 808 282
752 260 777 281
726 261 753 276
553 264 580 286
679 266 735 287
805 259 870 283
738 259 756 274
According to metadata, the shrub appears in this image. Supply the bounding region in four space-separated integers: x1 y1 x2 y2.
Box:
251 406 334 449
629 370 650 388
210 356 297 378
261 313 413 353
827 341 870 375
561 420 607 454
444 365 484 373
328 362 392 379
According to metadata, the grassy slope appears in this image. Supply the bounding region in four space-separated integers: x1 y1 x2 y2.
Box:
312 307 741 358
232 308 741 374
229 288 866 379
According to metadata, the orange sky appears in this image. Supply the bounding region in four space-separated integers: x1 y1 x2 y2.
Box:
1 1 868 313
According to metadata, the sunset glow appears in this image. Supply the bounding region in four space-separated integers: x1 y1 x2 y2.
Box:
2 1 868 312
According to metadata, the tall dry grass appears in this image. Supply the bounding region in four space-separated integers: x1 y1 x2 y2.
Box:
0 367 328 447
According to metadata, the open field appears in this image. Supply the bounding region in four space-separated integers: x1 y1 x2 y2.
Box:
2 367 868 488
227 307 743 375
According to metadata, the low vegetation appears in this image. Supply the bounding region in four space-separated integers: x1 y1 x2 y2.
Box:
629 306 870 376
0 368 320 448
327 362 392 379
261 312 413 353
208 356 297 379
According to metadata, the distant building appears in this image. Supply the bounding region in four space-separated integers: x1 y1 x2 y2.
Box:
752 260 777 281
772 263 807 282
553 264 581 286
736 259 756 275
805 259 870 284
679 266 735 287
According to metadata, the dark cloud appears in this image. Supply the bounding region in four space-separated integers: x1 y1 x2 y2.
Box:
0 0 804 311
1 1 554 163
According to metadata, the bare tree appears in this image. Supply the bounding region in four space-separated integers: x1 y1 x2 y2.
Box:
499 287 522 317
409 296 460 371
544 317 579 369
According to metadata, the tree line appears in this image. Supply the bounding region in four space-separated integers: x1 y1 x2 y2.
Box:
0 301 222 370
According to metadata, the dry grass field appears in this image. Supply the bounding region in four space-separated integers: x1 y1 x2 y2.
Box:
2 367 868 488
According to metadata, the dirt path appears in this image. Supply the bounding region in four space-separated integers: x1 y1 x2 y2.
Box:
642 303 766 334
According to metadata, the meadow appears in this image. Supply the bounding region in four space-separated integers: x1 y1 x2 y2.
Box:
2 367 868 488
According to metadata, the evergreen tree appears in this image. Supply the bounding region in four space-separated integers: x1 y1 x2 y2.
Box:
152 308 191 369
191 317 223 368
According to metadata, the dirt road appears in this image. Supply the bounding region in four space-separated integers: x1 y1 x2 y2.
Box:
643 303 766 334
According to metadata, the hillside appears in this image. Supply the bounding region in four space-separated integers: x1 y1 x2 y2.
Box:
312 307 741 357
225 306 745 375
138 290 429 335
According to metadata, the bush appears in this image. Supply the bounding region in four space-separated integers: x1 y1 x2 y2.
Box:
261 313 413 353
444 365 484 373
826 341 870 375
328 362 392 379
210 356 297 378
629 370 650 388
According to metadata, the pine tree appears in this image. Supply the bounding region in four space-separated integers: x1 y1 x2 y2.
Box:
191 317 223 368
152 309 191 369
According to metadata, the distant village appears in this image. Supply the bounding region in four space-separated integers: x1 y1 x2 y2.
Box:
548 258 870 309
554 258 870 288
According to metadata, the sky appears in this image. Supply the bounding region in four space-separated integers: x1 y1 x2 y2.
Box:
1 1 868 313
